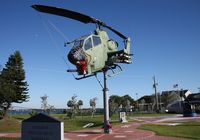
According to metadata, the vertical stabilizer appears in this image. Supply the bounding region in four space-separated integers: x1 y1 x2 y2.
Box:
125 37 131 55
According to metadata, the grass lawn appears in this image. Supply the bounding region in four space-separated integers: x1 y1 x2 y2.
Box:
0 117 21 133
0 113 178 133
51 114 122 132
63 115 104 132
139 121 200 139
0 114 122 133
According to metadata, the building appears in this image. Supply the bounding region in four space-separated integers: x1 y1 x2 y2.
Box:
165 92 200 113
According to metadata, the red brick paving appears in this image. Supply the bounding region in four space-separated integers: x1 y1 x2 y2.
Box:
0 133 20 138
65 123 154 140
64 122 191 140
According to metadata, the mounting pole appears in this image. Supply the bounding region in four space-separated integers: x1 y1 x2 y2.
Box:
103 69 111 133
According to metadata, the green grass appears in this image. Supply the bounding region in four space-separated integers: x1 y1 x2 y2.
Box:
139 121 200 139
0 114 122 133
63 115 104 132
0 117 21 132
0 113 177 133
12 114 30 120
51 114 121 132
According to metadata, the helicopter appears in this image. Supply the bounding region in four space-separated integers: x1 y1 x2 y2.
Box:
32 5 132 80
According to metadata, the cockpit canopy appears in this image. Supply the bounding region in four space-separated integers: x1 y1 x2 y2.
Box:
68 35 102 65
73 35 102 50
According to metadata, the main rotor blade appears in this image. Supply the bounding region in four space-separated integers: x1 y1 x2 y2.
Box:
104 25 127 39
32 4 127 39
32 4 94 24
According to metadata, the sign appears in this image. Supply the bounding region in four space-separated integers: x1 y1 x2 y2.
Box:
119 112 128 123
22 113 64 140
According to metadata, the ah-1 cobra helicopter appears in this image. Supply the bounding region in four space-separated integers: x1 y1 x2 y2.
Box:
32 5 132 80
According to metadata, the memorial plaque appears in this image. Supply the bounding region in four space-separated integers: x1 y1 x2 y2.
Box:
22 113 64 140
119 112 128 123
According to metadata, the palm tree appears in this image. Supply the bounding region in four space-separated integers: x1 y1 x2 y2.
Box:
78 100 83 118
90 97 97 118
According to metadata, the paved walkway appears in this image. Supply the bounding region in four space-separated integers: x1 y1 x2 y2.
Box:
0 122 191 140
64 122 191 140
65 123 155 140
131 115 200 123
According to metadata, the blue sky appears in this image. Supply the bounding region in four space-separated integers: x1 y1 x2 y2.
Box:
0 0 200 109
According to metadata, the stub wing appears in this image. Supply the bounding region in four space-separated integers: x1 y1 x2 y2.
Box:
108 37 132 64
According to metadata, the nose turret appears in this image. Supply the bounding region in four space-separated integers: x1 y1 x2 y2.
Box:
68 47 86 65
67 47 88 75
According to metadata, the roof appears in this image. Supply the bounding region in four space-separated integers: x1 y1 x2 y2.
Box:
187 93 200 101
162 90 189 95
22 113 62 123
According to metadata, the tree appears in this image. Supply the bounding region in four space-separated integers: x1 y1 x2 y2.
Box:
0 51 29 117
77 100 83 109
67 100 74 108
109 99 118 117
40 94 54 114
109 95 121 116
67 95 82 119
109 94 135 116
67 99 75 119
41 94 48 112
121 94 135 108
125 99 131 112
77 100 83 118
138 95 153 104
138 95 154 112
46 105 55 114
90 97 97 118
109 95 122 105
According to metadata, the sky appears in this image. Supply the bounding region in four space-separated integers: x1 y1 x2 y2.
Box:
0 0 200 109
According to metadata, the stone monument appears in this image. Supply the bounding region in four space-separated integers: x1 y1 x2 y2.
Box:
22 113 64 140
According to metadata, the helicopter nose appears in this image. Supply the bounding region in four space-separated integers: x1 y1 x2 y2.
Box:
68 47 86 65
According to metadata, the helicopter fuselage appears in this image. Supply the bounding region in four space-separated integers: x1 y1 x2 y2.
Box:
67 29 131 76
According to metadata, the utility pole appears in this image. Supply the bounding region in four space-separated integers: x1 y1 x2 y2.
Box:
153 76 159 112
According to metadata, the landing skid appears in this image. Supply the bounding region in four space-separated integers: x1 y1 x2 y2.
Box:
67 64 123 80
75 74 96 80
67 69 96 80
107 64 123 77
